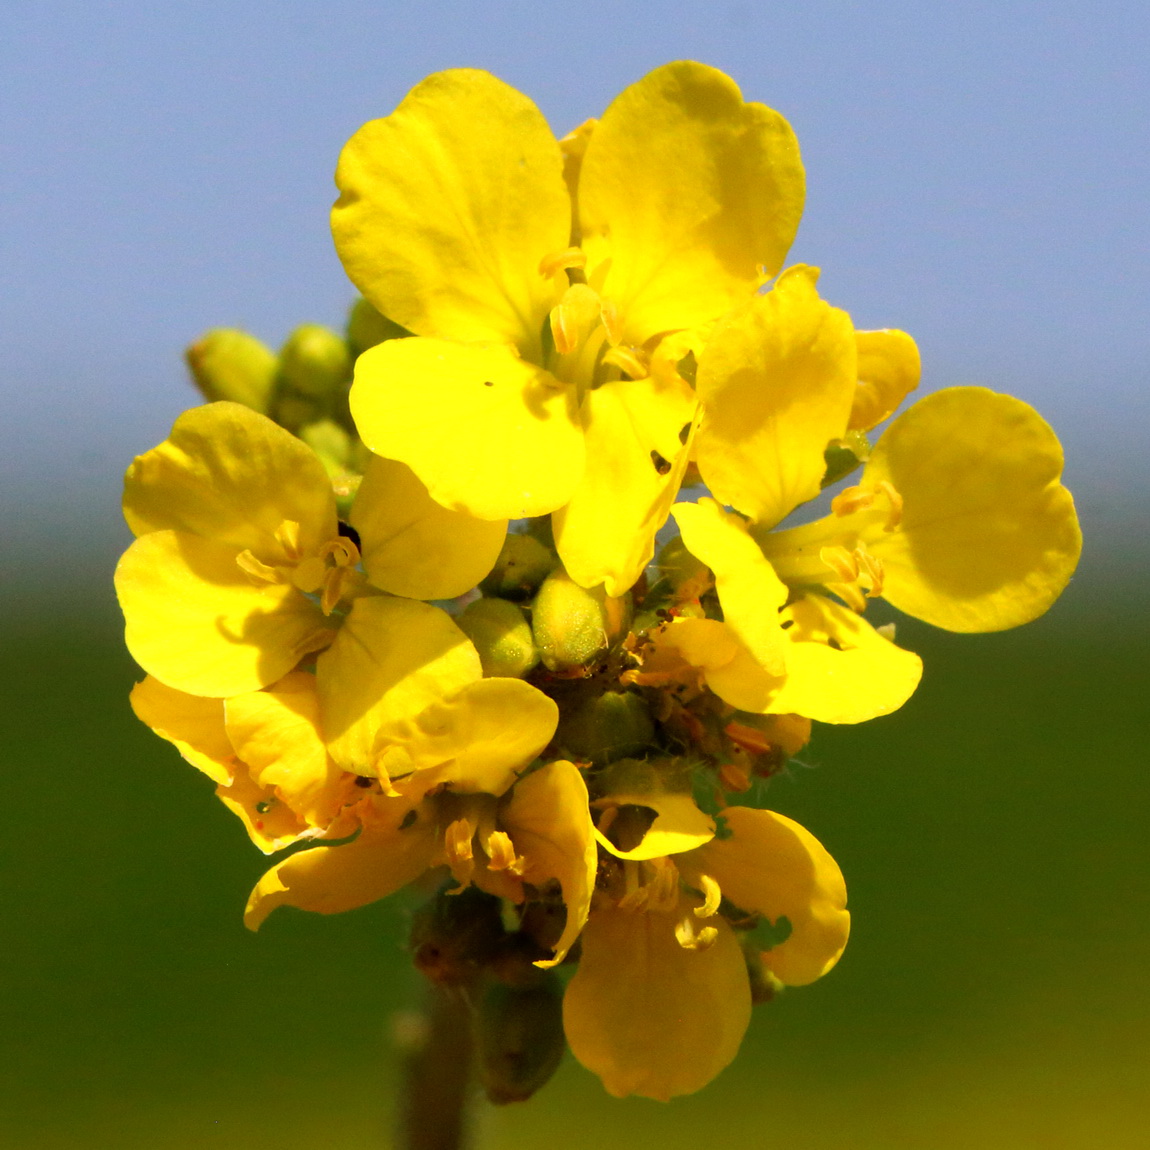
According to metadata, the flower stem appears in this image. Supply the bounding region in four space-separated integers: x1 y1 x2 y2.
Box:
398 984 474 1150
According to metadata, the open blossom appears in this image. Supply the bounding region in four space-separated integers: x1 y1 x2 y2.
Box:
335 61 806 595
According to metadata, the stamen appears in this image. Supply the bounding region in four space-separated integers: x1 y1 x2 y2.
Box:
485 830 525 875
718 760 752 793
549 283 602 354
693 874 722 918
235 550 282 585
274 519 303 560
724 721 772 756
675 914 718 951
601 346 648 380
444 817 475 866
599 298 623 346
819 545 860 584
875 480 904 531
831 485 875 518
855 548 885 598
827 581 868 613
538 247 587 279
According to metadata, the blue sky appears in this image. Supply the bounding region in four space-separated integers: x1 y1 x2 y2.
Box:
2 0 1147 581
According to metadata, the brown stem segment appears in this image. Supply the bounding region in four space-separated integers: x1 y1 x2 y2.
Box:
398 984 474 1150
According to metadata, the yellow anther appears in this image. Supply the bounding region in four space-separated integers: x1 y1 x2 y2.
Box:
693 874 722 918
273 519 303 559
675 915 718 951
827 581 868 613
718 760 752 793
646 857 681 914
538 246 587 279
819 545 860 584
855 548 885 598
831 484 875 518
235 549 282 585
485 830 524 875
875 480 904 531
444 817 475 866
549 283 601 355
601 345 649 380
599 298 623 346
321 535 361 568
724 721 772 757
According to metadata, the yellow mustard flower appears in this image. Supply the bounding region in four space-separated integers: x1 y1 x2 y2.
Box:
334 61 806 595
562 759 848 1099
114 401 506 699
245 756 595 969
668 268 1080 723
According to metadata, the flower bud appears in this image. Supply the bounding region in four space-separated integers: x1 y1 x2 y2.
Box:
346 296 409 356
532 568 630 674
184 328 277 412
480 533 555 600
277 324 352 401
556 689 655 767
456 598 539 679
474 974 566 1104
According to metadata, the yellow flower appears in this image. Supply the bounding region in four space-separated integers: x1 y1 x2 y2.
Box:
245 758 595 969
562 760 848 1099
334 61 806 595
668 269 1080 722
114 401 507 698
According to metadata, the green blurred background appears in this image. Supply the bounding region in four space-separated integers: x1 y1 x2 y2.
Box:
4 2 1149 1146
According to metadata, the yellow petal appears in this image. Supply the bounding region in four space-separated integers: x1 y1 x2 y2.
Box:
123 402 336 558
694 267 857 526
317 597 481 774
563 898 751 1100
352 455 507 599
687 806 849 986
332 69 568 359
553 375 697 597
350 337 584 520
579 61 804 345
595 791 716 861
671 498 789 674
862 387 1082 631
849 329 921 431
762 594 923 723
244 799 437 929
216 770 310 855
500 760 598 966
378 678 559 798
224 672 346 827
115 530 325 696
129 676 235 785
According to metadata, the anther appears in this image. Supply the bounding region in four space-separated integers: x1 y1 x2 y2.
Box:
602 345 648 380
538 247 587 279
875 480 904 531
235 549 282 585
273 519 304 559
819 545 860 584
694 874 722 918
831 485 875 518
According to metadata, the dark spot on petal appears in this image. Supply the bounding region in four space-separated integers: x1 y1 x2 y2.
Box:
338 521 362 548
483 380 495 387
650 450 672 475
780 619 794 630
354 775 374 788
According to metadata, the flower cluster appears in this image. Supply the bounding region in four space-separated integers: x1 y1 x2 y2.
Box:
116 62 1081 1103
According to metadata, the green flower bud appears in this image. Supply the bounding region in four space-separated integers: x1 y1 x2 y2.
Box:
184 328 277 412
456 598 539 679
532 568 630 674
480 533 555 600
556 689 655 767
346 296 409 356
474 974 565 1105
277 324 352 401
298 418 353 476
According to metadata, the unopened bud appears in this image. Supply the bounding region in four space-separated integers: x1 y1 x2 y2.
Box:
298 419 353 477
185 328 277 412
277 324 352 400
556 689 655 767
346 296 409 356
474 974 566 1104
456 598 539 679
409 886 507 988
480 533 555 600
532 568 630 674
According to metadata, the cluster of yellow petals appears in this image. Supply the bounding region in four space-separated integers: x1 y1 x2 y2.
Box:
116 59 1083 1105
